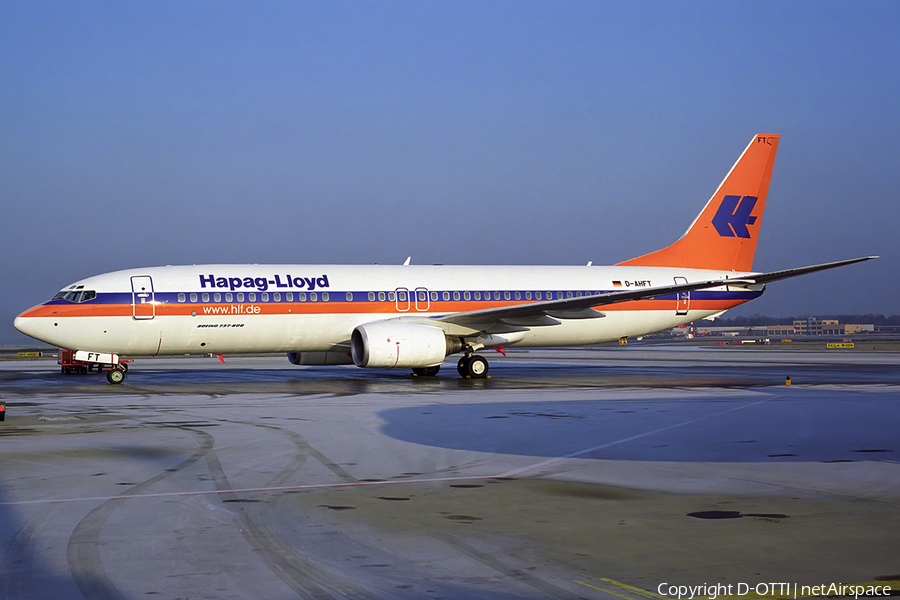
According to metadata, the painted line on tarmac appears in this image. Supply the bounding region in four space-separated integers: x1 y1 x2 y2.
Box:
0 397 779 508
498 397 775 479
575 579 646 600
0 474 500 507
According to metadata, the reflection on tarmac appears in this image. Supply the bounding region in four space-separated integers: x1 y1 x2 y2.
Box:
1 348 899 600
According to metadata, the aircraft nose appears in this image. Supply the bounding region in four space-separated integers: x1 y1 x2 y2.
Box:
14 311 45 341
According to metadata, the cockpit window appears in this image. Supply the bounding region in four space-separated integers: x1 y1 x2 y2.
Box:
52 290 97 303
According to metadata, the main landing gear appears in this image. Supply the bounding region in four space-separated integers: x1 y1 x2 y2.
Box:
457 354 489 379
410 353 491 379
412 365 441 377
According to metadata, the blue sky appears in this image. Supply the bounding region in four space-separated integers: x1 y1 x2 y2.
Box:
2 1 897 344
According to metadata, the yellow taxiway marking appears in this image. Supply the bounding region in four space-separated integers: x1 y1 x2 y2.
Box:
574 580 641 600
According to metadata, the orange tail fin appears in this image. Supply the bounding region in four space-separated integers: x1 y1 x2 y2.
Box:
617 134 780 272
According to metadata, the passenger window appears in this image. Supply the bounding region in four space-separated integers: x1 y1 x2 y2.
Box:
298 292 306 301
535 291 542 300
418 291 426 301
566 291 573 298
464 291 471 301
190 293 198 302
346 292 353 301
398 291 407 302
378 291 386 302
202 293 210 302
310 292 318 302
261 293 269 302
273 292 281 302
430 291 438 301
388 292 395 301
442 291 450 301
237 293 244 302
504 291 511 300
514 291 521 300
453 291 460 301
249 293 256 302
286 292 293 301
322 292 329 301
178 293 186 303
494 292 501 300
368 292 375 301
474 291 481 300
225 293 233 302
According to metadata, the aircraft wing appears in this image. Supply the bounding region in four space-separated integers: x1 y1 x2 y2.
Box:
433 256 877 330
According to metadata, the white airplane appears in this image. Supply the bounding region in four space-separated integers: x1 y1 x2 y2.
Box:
15 134 874 383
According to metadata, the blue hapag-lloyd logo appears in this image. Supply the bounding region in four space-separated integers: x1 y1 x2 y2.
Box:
199 274 330 292
712 195 758 238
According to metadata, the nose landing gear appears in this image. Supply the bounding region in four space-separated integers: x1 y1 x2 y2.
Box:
106 366 126 384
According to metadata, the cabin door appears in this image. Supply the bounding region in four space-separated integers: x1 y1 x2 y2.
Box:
674 276 690 316
394 287 410 312
131 276 155 320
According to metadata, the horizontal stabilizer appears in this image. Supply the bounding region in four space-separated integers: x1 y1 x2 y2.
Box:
728 256 878 285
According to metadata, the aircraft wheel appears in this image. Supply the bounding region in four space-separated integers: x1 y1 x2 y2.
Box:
457 356 469 377
467 355 489 378
106 368 126 384
458 354 489 379
412 365 440 377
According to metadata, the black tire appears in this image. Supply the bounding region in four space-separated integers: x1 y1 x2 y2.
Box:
107 368 126 384
413 365 441 377
457 356 469 377
466 355 489 379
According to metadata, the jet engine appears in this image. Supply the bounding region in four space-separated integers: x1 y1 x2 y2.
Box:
351 321 460 368
287 351 354 365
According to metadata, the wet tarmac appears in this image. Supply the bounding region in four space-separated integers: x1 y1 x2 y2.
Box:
1 347 899 599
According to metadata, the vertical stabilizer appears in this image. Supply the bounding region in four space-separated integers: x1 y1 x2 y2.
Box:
617 134 780 272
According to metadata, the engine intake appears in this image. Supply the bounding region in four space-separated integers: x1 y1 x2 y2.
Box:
351 321 460 368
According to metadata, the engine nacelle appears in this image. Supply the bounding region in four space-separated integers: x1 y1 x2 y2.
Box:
351 321 459 368
287 351 354 366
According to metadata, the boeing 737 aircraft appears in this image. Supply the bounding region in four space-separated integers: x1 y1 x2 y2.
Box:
15 134 874 383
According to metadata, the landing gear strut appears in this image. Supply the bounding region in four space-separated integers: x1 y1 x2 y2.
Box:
457 354 489 379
